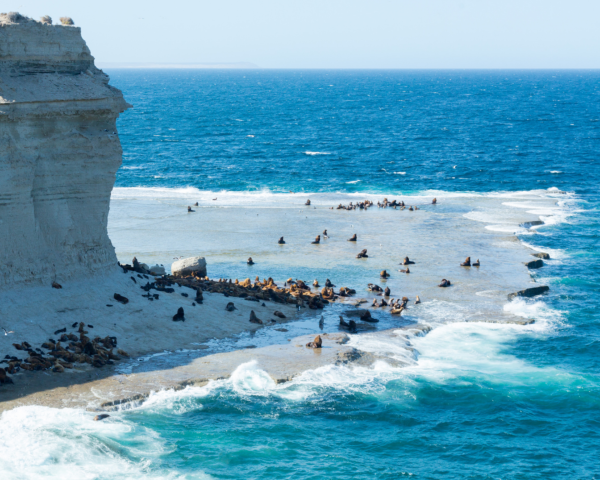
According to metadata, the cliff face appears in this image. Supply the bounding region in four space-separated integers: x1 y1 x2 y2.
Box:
0 15 130 287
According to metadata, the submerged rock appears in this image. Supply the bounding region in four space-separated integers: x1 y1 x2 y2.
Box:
507 285 550 300
524 259 544 269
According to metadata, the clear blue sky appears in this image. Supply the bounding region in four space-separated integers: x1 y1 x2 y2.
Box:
7 0 600 68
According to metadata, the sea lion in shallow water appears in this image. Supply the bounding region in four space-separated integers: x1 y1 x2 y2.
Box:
305 199 311 206
348 234 357 242
461 257 471 267
356 249 368 259
323 229 328 238
172 307 185 322
380 270 390 278
311 235 321 244
415 295 421 304
384 287 390 296
439 279 451 287
278 236 286 244
473 259 480 267
249 310 263 324
187 206 195 212
403 257 415 265
360 310 379 323
247 257 255 265
313 279 319 287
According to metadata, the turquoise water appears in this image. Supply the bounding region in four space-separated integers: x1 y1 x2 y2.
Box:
2 70 600 479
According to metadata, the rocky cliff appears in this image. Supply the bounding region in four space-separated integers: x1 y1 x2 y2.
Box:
0 14 130 287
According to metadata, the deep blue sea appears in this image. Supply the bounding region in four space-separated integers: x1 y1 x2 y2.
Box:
3 70 600 479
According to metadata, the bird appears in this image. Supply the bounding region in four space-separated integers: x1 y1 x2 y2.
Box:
2 328 14 336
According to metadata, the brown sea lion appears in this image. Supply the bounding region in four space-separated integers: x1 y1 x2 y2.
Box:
380 270 390 278
473 259 480 267
415 295 421 304
311 235 321 244
356 249 368 259
360 310 379 323
403 257 415 265
348 234 357 242
274 311 286 319
305 199 311 206
439 279 452 287
461 257 471 267
432 198 437 204
313 279 319 287
306 335 322 349
384 287 391 296
247 257 255 265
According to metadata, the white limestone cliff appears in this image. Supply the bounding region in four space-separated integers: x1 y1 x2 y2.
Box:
0 14 130 287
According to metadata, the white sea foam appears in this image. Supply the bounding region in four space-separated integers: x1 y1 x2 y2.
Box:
394 172 406 175
304 151 331 155
346 180 361 184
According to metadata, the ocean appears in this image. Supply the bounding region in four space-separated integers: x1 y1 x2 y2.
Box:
2 70 599 479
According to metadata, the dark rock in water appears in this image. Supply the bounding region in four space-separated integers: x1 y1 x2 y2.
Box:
508 285 550 300
525 259 544 269
87 324 94 328
106 304 113 307
520 220 544 228
532 252 550 260
306 335 322 349
0 368 14 385
153 294 160 300
172 307 185 322
114 293 129 304
53 328 66 335
249 310 263 324
181 292 188 297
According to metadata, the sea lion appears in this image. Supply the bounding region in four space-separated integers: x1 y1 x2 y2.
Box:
380 298 388 307
356 249 368 259
348 234 357 242
398 267 410 274
306 335 322 349
249 310 263 324
325 279 335 288
339 316 357 333
52 281 62 289
311 235 321 244
432 198 437 204
461 257 471 267
172 307 185 322
415 295 421 304
305 199 311 206
187 206 195 212
403 257 415 265
114 293 129 304
371 299 379 307
247 257 255 265
278 236 286 244
360 310 379 323
473 259 480 267
54 328 66 335
313 279 319 287
380 270 390 278
323 229 328 238
384 287 390 296
225 302 236 312
274 311 286 319
439 279 451 287
368 284 383 292
0 368 14 385
194 202 199 206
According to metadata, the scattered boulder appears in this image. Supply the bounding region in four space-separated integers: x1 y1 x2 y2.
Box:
525 259 544 269
507 286 550 300
532 252 550 260
94 414 110 421
171 256 207 277
149 265 166 275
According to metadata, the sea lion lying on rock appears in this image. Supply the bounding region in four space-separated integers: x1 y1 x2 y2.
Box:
172 307 185 322
306 335 322 349
461 257 471 267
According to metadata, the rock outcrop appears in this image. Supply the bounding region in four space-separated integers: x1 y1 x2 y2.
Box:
0 14 130 287
507 285 550 300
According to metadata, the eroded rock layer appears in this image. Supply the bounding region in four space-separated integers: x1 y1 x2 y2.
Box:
0 15 130 286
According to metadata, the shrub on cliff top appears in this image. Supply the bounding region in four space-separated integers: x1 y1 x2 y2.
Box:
40 15 52 25
60 16 74 26
7 12 24 23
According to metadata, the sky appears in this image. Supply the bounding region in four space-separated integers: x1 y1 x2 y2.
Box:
5 0 600 68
